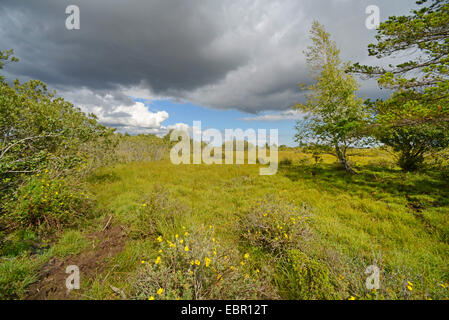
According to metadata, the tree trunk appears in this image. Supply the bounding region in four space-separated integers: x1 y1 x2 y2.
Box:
335 145 356 175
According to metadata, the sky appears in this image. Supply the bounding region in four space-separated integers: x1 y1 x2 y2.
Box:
0 0 415 146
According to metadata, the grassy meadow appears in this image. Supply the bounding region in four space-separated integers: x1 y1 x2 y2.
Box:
2 148 448 300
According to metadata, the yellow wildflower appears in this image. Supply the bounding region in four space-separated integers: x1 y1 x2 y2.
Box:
184 246 189 252
155 256 161 265
205 257 211 267
157 288 164 295
148 296 154 300
195 260 201 266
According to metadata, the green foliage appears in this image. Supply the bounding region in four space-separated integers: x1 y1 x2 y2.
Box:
279 158 292 166
2 175 93 234
133 185 187 238
116 134 168 163
295 21 371 174
52 230 89 258
240 197 311 253
0 49 116 195
350 0 449 171
0 254 40 299
277 249 335 300
131 227 274 300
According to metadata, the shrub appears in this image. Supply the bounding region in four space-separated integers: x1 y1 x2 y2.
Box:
116 134 168 163
279 158 292 166
277 249 335 300
240 197 311 253
133 185 186 238
131 226 276 300
2 175 93 234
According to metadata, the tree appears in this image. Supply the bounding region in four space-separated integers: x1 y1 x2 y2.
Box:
350 0 449 171
295 21 370 174
0 50 115 194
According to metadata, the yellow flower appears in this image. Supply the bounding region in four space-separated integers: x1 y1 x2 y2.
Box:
217 274 222 281
205 257 211 267
157 236 163 242
348 296 356 300
195 260 201 266
155 256 161 265
142 203 147 207
240 261 245 266
244 253 249 259
148 296 154 300
180 239 184 244
407 285 413 291
184 232 189 236
141 260 146 264
158 249 163 253
184 246 189 252
190 260 194 265
175 234 179 238
256 269 260 273
157 288 164 295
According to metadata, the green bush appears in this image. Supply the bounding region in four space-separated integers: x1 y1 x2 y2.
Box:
131 226 276 300
133 185 187 238
2 175 93 234
279 158 293 166
240 197 311 253
277 249 335 300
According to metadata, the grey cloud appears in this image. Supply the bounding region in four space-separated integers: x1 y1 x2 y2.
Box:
0 0 414 115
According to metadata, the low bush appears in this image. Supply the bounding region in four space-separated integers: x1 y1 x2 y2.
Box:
2 175 93 234
131 226 276 300
240 197 311 253
279 158 292 166
133 185 187 238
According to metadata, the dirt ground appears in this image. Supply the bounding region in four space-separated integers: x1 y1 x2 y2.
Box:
26 223 126 300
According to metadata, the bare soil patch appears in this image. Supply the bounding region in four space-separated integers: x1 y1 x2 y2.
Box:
26 223 126 300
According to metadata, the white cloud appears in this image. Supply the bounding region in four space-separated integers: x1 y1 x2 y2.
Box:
98 102 169 130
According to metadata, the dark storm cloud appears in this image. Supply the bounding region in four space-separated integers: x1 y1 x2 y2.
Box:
0 0 414 116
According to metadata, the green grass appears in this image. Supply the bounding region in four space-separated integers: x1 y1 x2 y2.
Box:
1 149 448 300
